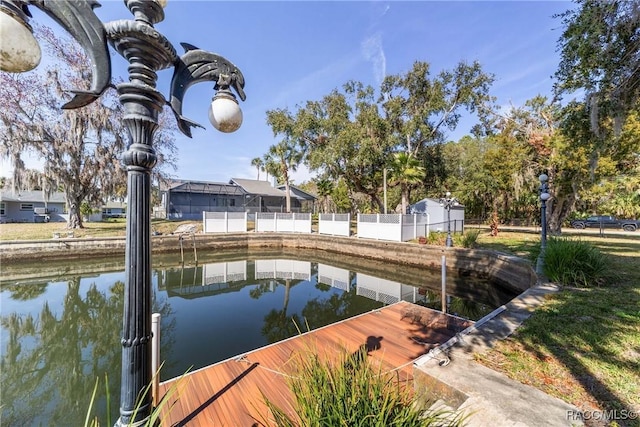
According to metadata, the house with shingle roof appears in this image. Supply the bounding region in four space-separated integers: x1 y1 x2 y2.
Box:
155 178 316 220
0 190 67 223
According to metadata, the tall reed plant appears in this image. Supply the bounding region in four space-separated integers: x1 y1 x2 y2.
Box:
542 237 612 287
262 345 464 427
84 364 187 427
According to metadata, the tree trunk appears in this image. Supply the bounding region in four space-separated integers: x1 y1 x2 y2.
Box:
401 186 409 215
548 193 576 235
66 196 84 229
283 279 291 315
284 181 291 213
369 193 383 213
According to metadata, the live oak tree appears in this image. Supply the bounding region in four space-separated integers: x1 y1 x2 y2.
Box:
267 81 391 213
381 60 495 159
0 26 177 229
440 136 497 220
552 1 640 226
446 95 640 233
557 102 640 220
264 61 495 214
555 0 640 138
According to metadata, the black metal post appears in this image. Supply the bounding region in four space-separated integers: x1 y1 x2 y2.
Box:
536 174 549 276
445 204 453 247
107 3 171 423
440 192 456 248
541 197 547 251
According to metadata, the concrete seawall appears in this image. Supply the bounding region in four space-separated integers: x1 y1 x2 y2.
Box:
0 232 536 292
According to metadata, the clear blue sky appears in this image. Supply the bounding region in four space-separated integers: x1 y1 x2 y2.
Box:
2 0 573 185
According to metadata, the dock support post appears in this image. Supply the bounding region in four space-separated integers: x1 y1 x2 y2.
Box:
151 312 161 407
441 255 447 313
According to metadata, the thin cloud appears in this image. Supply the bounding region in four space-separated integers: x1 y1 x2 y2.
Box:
494 56 558 90
269 55 360 108
361 32 386 86
380 4 391 18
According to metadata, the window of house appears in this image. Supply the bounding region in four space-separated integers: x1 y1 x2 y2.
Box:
0 202 5 215
20 203 34 211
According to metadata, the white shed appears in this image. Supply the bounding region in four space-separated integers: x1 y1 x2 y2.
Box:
409 198 465 233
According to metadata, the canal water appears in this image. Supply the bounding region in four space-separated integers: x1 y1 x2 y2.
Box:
0 248 520 426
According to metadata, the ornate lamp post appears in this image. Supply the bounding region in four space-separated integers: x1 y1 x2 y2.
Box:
0 1 246 425
536 174 550 276
439 191 458 247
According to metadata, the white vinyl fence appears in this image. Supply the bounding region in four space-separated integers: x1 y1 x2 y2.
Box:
356 214 430 242
255 259 311 280
255 212 312 233
203 211 247 233
355 273 422 305
203 260 247 284
317 263 351 291
318 213 351 237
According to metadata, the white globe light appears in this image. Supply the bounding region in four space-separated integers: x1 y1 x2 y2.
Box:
209 91 242 133
539 174 548 183
0 11 41 72
541 192 551 201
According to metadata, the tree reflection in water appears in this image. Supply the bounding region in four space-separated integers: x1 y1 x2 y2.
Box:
259 274 383 345
0 278 174 426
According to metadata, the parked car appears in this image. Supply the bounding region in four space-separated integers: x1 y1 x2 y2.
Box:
570 215 639 232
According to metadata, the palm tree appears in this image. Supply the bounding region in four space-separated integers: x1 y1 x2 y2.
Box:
315 178 334 213
388 152 426 214
608 193 640 218
264 140 303 212
251 157 264 180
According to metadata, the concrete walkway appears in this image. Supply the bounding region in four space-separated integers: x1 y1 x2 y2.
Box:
414 282 584 427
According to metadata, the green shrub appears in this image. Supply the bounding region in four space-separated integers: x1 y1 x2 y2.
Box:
262 345 463 426
457 229 481 248
427 231 447 246
543 237 612 287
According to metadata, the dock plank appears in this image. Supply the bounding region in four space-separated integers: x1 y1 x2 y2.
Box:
158 301 472 426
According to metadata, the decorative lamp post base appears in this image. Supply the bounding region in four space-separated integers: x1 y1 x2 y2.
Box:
445 234 453 248
535 253 545 277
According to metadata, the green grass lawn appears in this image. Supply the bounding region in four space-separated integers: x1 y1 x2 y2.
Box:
475 229 640 424
0 219 201 240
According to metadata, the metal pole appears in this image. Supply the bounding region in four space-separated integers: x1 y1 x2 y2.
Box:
536 174 549 276
151 313 161 407
440 192 455 248
115 12 166 417
383 168 388 215
541 200 547 255
192 233 198 263
445 205 453 247
441 255 447 312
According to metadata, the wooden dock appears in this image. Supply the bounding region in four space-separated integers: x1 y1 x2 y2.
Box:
158 301 473 426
